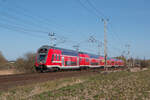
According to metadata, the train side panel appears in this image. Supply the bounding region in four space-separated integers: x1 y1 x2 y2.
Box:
35 45 125 72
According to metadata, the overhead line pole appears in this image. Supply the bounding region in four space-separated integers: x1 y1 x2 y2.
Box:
126 44 130 68
102 18 109 70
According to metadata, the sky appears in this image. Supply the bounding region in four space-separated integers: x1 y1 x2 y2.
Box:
0 0 150 60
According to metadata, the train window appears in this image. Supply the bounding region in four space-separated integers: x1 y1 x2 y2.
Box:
91 62 99 65
59 55 61 60
51 54 54 61
65 61 71 66
56 54 57 60
45 49 47 52
39 48 47 53
79 58 82 61
71 61 77 66
85 58 89 62
39 55 46 61
65 61 67 65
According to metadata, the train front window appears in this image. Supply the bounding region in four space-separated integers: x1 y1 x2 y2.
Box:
39 55 46 61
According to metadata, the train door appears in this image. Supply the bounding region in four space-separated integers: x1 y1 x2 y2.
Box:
77 57 79 66
62 56 65 66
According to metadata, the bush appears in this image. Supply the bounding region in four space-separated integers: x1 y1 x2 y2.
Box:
0 51 8 69
0 51 7 64
15 52 36 73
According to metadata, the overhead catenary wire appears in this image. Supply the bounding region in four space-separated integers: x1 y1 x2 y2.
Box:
85 0 124 51
0 23 46 38
84 0 123 43
1 0 101 41
1 0 127 57
1 2 81 37
77 0 102 19
108 23 124 43
0 1 53 32
0 16 49 34
0 10 71 42
0 0 103 54
86 0 106 19
0 1 89 44
0 10 55 33
77 0 126 52
0 1 76 44
0 21 49 35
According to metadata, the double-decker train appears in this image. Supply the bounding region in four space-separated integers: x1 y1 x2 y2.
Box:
34 45 124 72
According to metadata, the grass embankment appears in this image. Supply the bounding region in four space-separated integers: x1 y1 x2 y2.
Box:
1 69 150 100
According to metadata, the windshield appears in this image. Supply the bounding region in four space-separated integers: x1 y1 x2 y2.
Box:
39 55 46 61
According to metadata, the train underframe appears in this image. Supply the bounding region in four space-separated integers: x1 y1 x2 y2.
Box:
35 65 125 73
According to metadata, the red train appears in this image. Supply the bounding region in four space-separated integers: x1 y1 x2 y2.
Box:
34 45 124 72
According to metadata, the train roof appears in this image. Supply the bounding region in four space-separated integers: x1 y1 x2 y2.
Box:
40 45 103 58
41 45 78 56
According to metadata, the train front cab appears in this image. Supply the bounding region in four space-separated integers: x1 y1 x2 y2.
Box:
35 47 62 72
35 47 48 72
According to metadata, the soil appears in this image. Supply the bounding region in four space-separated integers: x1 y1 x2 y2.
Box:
0 70 16 75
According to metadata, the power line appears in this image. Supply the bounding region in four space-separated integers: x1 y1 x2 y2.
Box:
0 3 75 44
0 17 49 34
0 10 71 44
84 0 126 55
84 0 124 57
0 1 89 43
0 0 101 54
86 0 106 18
0 2 68 35
77 0 126 56
0 23 46 38
77 0 101 19
0 10 54 32
5 2 81 37
1 0 126 58
108 23 124 43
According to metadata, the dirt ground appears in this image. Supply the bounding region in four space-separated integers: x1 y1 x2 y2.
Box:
0 70 16 75
129 67 148 72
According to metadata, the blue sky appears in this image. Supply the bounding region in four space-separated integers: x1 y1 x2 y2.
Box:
0 0 150 60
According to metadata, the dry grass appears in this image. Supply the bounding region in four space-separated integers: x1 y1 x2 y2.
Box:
1 69 150 100
0 77 86 100
30 69 150 100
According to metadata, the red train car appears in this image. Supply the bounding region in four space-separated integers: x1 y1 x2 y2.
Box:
34 45 124 72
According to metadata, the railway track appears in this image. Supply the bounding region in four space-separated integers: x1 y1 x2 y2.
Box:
0 68 124 91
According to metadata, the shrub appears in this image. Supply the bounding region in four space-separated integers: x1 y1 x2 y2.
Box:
15 52 36 73
0 51 8 69
0 51 7 64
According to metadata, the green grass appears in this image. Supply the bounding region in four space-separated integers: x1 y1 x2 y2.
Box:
1 69 150 100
